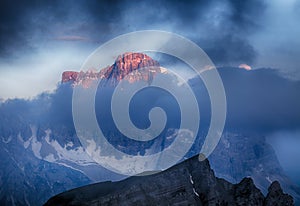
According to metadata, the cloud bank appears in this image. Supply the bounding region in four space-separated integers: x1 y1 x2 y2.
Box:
0 0 299 98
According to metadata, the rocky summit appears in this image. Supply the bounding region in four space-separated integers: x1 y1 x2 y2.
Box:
61 52 166 87
44 155 294 206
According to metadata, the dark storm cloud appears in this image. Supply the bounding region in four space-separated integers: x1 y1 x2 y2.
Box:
120 0 265 65
0 0 265 65
196 0 265 65
0 0 123 57
116 0 266 65
203 35 257 66
227 0 265 32
187 66 300 134
216 67 300 132
0 0 88 54
0 1 33 56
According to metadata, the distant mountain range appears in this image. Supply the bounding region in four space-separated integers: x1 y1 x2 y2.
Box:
0 53 299 205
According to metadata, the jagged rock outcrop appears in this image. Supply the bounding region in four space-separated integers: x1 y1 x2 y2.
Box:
61 52 166 87
44 155 294 206
61 71 79 83
105 52 160 81
233 178 265 205
206 131 300 203
264 181 294 206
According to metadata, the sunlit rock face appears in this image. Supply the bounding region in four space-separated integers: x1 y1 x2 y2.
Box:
106 52 160 82
61 71 79 83
61 52 166 87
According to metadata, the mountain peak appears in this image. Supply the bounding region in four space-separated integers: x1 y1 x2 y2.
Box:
264 181 294 205
61 52 165 87
113 52 159 73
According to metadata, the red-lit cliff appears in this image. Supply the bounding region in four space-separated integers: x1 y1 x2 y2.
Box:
62 52 166 87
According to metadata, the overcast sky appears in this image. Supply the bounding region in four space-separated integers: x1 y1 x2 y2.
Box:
0 0 299 99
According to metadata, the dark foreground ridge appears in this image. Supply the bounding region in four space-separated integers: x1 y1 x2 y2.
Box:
44 155 293 206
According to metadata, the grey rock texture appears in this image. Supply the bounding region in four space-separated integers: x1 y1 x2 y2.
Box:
264 181 294 206
44 155 294 206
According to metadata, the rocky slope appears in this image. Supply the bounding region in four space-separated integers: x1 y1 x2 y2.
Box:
0 132 91 205
62 52 166 87
44 155 293 206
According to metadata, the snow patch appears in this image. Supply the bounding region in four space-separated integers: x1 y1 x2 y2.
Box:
17 133 24 143
30 125 42 159
222 138 230 149
66 141 74 148
266 176 272 183
189 174 194 184
44 154 56 162
193 188 199 197
27 128 97 167
1 136 12 144
23 137 32 149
